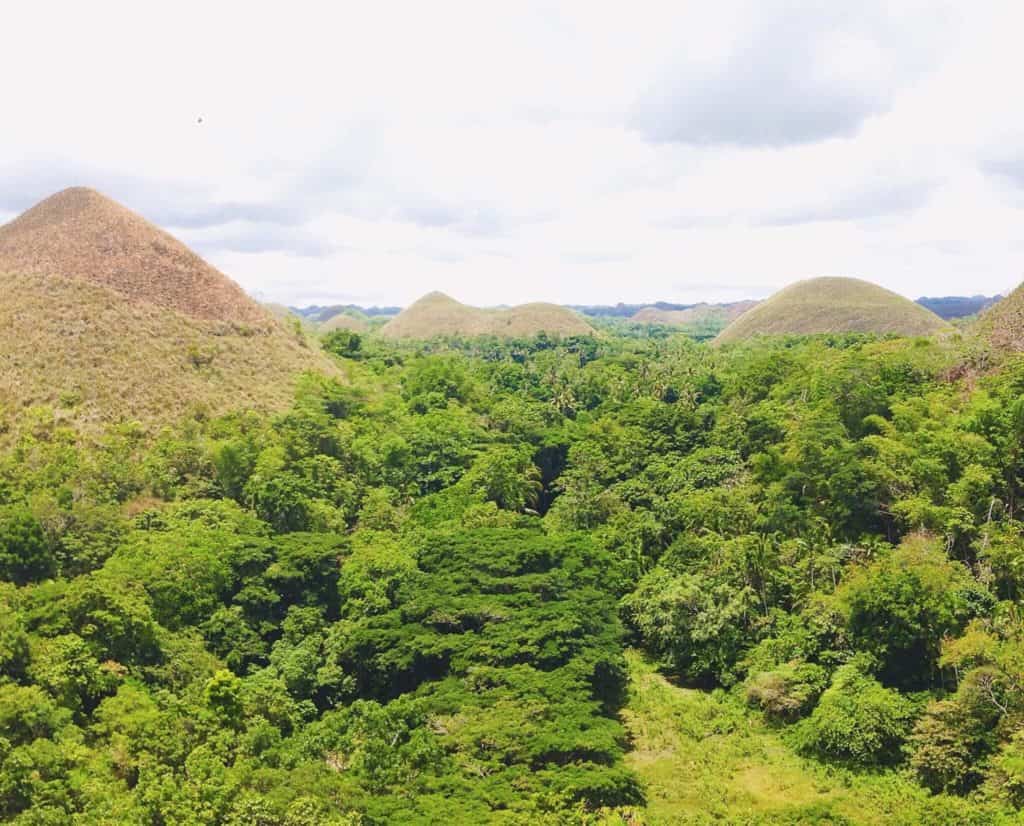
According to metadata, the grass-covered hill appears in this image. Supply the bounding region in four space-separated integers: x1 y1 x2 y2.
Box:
319 311 372 334
0 190 339 431
380 291 595 339
975 280 1024 353
715 276 950 344
0 188 270 328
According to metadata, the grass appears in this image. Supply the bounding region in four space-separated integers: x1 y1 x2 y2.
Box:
0 272 342 436
621 650 1003 825
975 281 1024 353
715 278 950 344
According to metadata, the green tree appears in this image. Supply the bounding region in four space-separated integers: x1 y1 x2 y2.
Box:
0 504 55 585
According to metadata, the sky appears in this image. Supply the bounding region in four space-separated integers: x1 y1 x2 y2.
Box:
2 0 1023 308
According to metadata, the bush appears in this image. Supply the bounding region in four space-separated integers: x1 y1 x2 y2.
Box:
907 698 988 794
792 661 914 765
745 661 828 721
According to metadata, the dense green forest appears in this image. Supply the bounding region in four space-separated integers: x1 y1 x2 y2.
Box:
2 326 1024 824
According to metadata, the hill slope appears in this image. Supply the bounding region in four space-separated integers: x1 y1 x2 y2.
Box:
0 187 269 327
715 277 950 344
380 292 594 339
0 189 339 431
975 282 1024 352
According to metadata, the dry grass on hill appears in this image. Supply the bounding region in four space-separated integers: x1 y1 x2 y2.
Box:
0 187 270 327
974 281 1024 353
715 277 950 344
0 187 342 433
0 272 341 433
380 291 594 339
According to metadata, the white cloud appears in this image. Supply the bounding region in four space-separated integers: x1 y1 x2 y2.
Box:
2 0 1023 305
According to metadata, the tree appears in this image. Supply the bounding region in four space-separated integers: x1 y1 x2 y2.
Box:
0 505 55 585
322 329 362 359
621 568 758 686
836 535 985 689
462 446 542 511
204 669 244 728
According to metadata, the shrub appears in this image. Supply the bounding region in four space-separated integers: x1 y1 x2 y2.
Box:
745 661 828 721
792 661 914 765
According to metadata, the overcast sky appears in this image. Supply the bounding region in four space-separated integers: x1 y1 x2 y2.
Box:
2 1 1023 307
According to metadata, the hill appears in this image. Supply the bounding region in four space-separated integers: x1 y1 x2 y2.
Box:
916 294 999 320
319 311 372 334
0 187 269 327
715 277 950 344
293 303 400 322
568 301 691 318
380 292 595 339
0 189 338 431
975 281 1024 352
632 300 759 327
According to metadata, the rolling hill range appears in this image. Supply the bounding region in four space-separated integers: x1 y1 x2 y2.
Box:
916 294 999 320
975 281 1024 352
715 277 951 344
0 188 338 431
380 291 595 339
632 300 759 327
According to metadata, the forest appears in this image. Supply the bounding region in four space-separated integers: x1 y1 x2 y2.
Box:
2 326 1024 824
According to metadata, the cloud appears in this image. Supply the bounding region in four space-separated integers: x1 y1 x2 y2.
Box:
631 3 937 147
1 1 1020 306
156 202 308 230
983 156 1024 190
190 234 339 259
758 180 937 226
396 202 506 237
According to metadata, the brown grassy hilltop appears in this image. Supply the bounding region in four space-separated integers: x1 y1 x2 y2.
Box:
632 300 759 327
974 281 1024 353
715 277 950 344
0 187 270 327
0 189 339 432
380 291 594 339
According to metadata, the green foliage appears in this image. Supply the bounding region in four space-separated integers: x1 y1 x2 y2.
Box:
835 535 986 688
792 661 915 765
2 324 1024 821
321 329 362 359
0 505 54 585
621 567 758 685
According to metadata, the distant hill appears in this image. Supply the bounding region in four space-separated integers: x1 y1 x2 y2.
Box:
0 188 338 430
568 301 692 318
319 311 372 334
715 277 951 344
380 292 595 339
915 294 999 320
264 302 307 324
293 304 401 322
632 300 759 327
974 282 1024 353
